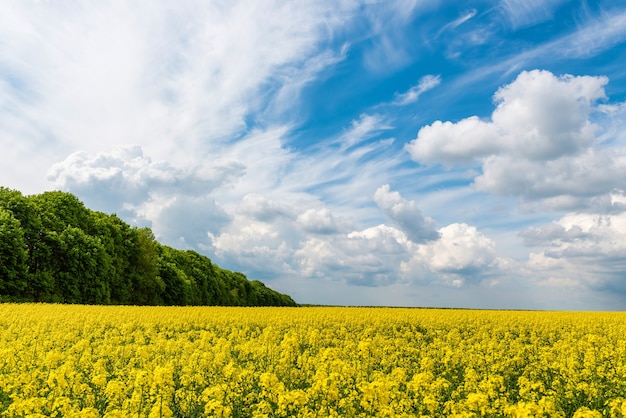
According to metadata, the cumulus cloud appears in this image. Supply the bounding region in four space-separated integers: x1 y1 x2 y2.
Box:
293 220 504 288
403 223 499 286
297 208 355 235
522 195 626 293
47 145 244 213
208 212 306 280
406 116 500 165
406 69 623 211
296 225 411 286
426 223 497 274
474 150 626 210
408 70 606 163
238 194 295 223
47 145 238 249
491 70 605 160
374 185 439 243
209 194 360 280
519 223 588 247
139 194 231 248
206 181 503 289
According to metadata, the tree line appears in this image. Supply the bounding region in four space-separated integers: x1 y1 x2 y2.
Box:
0 187 296 306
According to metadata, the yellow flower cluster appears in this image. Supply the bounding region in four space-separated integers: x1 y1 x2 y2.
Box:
1 304 626 417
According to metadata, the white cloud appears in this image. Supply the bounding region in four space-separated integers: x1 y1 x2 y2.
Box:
297 208 355 235
47 145 244 213
139 194 231 249
427 223 497 274
558 7 626 58
296 225 412 286
406 69 624 211
361 0 431 73
521 196 626 294
393 74 441 106
209 214 300 280
519 223 588 247
474 150 626 210
374 184 439 243
435 9 477 38
491 70 605 160
499 0 568 29
408 70 606 163
337 114 391 149
406 116 500 165
403 223 499 286
204 178 504 290
294 220 506 288
238 194 296 223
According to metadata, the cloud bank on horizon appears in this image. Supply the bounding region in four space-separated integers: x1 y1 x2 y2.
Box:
2 0 626 310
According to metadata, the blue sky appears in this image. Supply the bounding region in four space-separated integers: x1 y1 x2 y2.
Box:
2 0 626 309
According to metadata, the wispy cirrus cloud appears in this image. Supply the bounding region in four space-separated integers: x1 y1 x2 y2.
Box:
0 1 360 186
360 0 431 73
449 6 626 88
499 0 569 29
393 74 441 105
435 8 477 38
336 113 391 149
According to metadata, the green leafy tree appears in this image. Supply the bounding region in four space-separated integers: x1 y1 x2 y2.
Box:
30 191 92 232
0 208 28 297
0 187 52 299
57 226 112 304
89 212 134 304
158 258 190 306
26 230 61 302
129 227 164 305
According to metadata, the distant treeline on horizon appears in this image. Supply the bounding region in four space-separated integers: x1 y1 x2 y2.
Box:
0 187 296 307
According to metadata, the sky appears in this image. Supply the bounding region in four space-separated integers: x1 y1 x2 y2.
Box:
2 0 626 310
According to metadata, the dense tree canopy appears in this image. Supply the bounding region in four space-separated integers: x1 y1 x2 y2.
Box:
0 187 296 306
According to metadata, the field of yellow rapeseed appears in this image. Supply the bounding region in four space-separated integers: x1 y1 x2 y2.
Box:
1 304 625 417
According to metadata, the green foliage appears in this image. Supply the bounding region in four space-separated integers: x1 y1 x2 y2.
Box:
0 186 296 306
0 208 28 297
57 226 112 304
29 191 92 232
129 227 164 305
